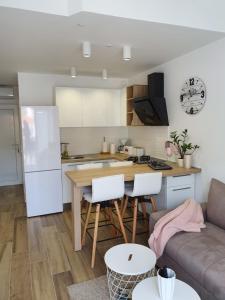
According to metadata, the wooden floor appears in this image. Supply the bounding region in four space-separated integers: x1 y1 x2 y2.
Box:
0 185 148 300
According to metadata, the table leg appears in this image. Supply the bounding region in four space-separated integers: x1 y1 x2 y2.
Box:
72 185 82 251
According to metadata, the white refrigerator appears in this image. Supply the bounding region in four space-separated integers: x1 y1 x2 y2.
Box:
21 106 63 217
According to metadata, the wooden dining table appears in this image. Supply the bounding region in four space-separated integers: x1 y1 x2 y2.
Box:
66 160 201 251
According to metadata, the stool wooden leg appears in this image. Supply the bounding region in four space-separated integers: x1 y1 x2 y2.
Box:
91 203 100 268
121 195 128 218
150 197 157 212
82 202 92 246
108 206 118 236
141 201 148 229
132 198 138 243
114 200 128 243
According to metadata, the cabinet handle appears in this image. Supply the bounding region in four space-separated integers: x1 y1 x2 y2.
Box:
172 187 191 192
173 174 190 178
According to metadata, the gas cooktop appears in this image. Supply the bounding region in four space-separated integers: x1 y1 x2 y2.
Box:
127 155 172 170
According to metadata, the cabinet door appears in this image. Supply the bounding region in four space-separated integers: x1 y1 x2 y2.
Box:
83 89 121 127
106 90 121 126
61 163 77 203
56 87 83 127
167 185 195 209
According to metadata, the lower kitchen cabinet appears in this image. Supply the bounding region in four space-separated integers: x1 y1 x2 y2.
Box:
61 163 77 203
156 174 195 210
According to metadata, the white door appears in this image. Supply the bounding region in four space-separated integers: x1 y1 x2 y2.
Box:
0 106 22 186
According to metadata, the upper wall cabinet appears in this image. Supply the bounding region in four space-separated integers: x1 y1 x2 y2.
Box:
56 87 124 127
56 88 83 127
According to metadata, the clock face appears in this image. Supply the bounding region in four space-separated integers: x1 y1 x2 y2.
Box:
180 77 206 115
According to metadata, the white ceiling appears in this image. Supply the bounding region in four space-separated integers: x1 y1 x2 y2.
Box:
0 7 224 84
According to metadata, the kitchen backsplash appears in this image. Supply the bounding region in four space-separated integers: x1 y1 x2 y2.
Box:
60 127 129 155
128 126 169 159
60 126 168 158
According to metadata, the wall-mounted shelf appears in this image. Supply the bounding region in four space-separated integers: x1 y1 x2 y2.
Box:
126 85 148 126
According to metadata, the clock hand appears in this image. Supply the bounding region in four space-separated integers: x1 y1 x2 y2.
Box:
181 91 191 97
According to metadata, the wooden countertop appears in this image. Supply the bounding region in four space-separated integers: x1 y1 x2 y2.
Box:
61 152 128 164
66 161 201 187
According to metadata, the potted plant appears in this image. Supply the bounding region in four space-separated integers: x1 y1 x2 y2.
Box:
167 129 199 168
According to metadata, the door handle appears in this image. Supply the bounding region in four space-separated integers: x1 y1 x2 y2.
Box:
172 174 190 178
172 187 191 192
12 143 20 153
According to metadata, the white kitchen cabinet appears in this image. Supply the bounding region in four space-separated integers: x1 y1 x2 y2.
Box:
61 163 77 203
156 174 195 210
56 87 122 127
83 89 121 127
55 87 83 127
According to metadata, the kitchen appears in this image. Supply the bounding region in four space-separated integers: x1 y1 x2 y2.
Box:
2 2 224 299
20 72 200 255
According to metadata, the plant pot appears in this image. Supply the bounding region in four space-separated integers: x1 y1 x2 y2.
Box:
177 158 184 167
184 154 192 169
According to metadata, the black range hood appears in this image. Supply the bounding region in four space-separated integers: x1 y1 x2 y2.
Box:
134 73 169 126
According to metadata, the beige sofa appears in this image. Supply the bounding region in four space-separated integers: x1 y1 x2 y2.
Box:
150 178 225 300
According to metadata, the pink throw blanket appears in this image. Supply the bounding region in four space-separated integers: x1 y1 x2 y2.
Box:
149 199 206 258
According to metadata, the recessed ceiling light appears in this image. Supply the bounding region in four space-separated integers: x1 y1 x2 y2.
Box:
106 44 113 48
82 41 91 58
77 23 85 27
102 69 107 80
123 45 131 61
70 67 77 78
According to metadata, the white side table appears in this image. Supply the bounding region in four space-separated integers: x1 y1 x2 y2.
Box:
104 243 156 300
132 277 201 300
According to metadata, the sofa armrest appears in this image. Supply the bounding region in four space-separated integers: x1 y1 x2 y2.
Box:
149 210 170 235
201 202 207 221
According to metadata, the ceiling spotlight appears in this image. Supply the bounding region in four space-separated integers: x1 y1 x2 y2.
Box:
123 45 131 61
102 69 107 80
70 67 77 78
82 41 91 58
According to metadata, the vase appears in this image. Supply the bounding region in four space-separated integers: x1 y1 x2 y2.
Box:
177 158 184 167
184 154 192 169
157 268 176 300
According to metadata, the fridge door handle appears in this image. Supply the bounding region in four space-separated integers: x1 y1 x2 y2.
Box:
12 143 20 153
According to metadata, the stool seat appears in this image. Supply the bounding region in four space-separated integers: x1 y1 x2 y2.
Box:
104 243 156 276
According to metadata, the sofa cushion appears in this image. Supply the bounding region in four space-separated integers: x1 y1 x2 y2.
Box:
207 178 225 230
164 222 225 299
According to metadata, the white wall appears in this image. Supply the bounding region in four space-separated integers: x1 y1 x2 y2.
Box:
128 126 168 159
129 37 225 201
18 72 128 106
18 72 128 154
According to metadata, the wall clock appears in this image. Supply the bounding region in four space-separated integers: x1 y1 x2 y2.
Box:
180 77 206 115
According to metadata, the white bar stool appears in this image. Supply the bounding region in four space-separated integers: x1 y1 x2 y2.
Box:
122 172 162 243
76 163 104 209
82 174 128 268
